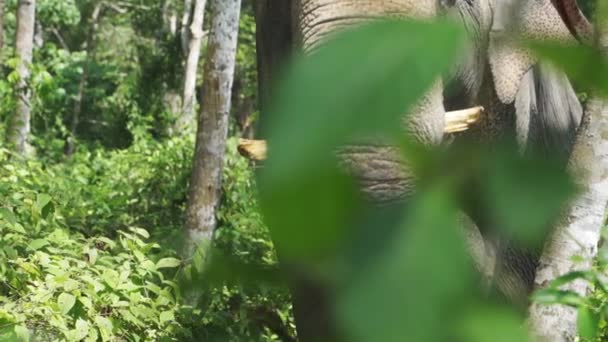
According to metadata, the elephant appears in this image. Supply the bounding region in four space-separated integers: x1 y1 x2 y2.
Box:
253 0 590 340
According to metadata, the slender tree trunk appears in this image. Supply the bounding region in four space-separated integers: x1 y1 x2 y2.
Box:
185 0 241 257
163 0 178 36
529 6 608 341
8 0 36 155
0 0 5 54
180 0 193 55
176 0 207 132
33 19 42 48
65 2 103 156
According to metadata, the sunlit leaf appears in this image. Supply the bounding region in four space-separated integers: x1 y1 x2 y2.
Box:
156 258 181 269
28 239 50 251
57 292 76 314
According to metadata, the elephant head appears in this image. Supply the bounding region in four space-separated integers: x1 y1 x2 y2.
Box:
285 0 586 204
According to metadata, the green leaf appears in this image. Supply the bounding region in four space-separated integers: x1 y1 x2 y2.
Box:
159 310 174 324
28 239 50 251
13 325 29 342
482 145 575 245
263 19 465 183
578 306 599 341
261 164 360 259
547 271 590 289
35 193 53 219
57 292 76 314
129 227 150 239
529 42 608 97
0 208 18 226
532 289 585 307
337 188 473 341
101 269 119 289
8 223 26 235
0 208 25 234
94 316 113 342
73 319 90 340
458 306 530 342
155 258 181 269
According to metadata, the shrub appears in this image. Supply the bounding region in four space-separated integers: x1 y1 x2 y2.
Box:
0 148 184 341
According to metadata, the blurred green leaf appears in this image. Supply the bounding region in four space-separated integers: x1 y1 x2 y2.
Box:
529 42 608 97
482 145 576 245
263 19 465 183
458 305 529 342
532 289 585 307
337 188 473 342
261 164 360 259
546 271 590 289
578 306 600 340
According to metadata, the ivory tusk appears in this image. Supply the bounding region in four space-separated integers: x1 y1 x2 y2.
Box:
238 106 484 160
238 139 267 161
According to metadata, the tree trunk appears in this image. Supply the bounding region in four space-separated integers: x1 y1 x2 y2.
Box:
180 0 193 55
0 0 5 54
529 7 608 341
163 0 178 36
177 0 207 132
33 19 42 48
8 0 36 155
64 2 103 156
185 0 241 256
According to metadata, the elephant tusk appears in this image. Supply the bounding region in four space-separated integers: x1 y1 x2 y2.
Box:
444 106 484 134
238 106 484 161
238 139 268 161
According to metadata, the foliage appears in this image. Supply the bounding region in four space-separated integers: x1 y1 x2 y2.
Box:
177 138 296 341
0 148 184 341
0 134 294 340
0 0 605 340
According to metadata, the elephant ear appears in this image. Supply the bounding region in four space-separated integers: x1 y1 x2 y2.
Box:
488 0 576 105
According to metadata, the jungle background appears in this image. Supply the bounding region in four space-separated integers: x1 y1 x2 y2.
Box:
0 0 604 341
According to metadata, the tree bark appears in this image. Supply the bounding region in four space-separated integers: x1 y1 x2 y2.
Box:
529 7 608 341
177 0 207 132
33 19 42 48
180 0 193 55
65 2 103 156
185 0 241 256
0 0 5 54
162 0 178 36
8 0 36 155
